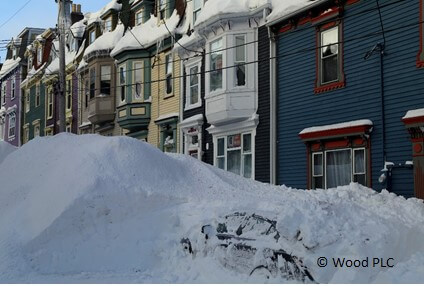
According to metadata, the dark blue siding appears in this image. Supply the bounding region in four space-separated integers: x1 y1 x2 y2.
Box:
276 0 421 196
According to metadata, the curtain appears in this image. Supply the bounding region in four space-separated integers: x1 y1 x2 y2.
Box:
326 150 351 188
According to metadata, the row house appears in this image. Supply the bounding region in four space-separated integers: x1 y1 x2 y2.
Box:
21 2 83 142
109 0 185 151
78 1 124 136
174 0 272 180
267 0 424 198
0 28 44 146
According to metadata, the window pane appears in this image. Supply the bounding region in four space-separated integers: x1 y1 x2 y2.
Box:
210 38 223 91
354 149 365 174
227 134 241 149
190 66 199 86
235 64 246 86
313 177 323 189
166 75 172 94
217 138 224 156
194 0 202 10
322 56 338 83
354 174 366 186
217 157 225 170
134 63 143 99
243 133 251 152
243 154 252 178
326 150 352 188
227 150 241 175
321 27 338 57
235 36 245 62
313 153 323 176
190 86 198 104
90 68 96 98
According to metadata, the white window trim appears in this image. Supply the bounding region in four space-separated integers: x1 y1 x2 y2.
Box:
165 53 174 96
47 87 54 119
206 36 226 97
25 91 30 113
8 112 16 139
118 64 127 104
183 126 202 160
233 34 247 88
104 17 112 32
312 152 323 177
135 9 144 25
213 130 255 179
2 84 6 105
89 30 96 44
132 61 144 101
185 61 202 111
37 47 43 65
322 147 366 189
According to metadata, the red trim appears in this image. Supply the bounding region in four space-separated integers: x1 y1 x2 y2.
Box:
414 143 423 154
311 143 321 151
312 7 340 23
278 24 293 34
346 0 360 4
402 115 424 125
325 139 349 149
353 138 366 146
417 0 424 68
412 138 424 143
299 124 373 141
314 81 345 93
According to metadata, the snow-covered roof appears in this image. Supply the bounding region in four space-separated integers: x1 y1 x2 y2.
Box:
267 0 325 24
299 119 373 135
100 0 122 18
180 114 204 127
194 0 270 27
84 24 125 57
70 19 86 39
403 108 424 119
111 12 181 57
0 57 21 79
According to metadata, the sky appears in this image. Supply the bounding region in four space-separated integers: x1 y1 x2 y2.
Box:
0 0 112 63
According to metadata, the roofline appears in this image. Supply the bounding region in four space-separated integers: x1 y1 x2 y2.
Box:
17 27 46 38
266 0 330 27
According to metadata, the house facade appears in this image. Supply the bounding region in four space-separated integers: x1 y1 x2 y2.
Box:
0 28 44 146
174 0 271 180
268 0 424 197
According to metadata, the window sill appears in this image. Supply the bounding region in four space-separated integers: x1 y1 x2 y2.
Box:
184 102 202 111
417 60 424 68
314 81 345 94
164 93 174 99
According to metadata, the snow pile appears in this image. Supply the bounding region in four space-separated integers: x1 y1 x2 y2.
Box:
0 141 17 164
111 12 180 57
0 57 21 78
0 134 423 283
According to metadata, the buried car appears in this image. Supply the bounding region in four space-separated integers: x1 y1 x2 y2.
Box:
181 212 314 283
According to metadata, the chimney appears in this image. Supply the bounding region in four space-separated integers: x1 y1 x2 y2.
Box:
71 3 84 25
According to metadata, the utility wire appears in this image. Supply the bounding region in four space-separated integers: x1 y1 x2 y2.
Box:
0 0 33 30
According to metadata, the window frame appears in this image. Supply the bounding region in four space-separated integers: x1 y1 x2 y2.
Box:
234 34 247 88
25 90 30 113
37 46 43 65
11 77 15 100
35 84 40 107
100 65 112 96
133 61 144 101
315 21 345 94
185 61 202 110
8 112 16 139
104 17 112 32
89 29 96 45
208 37 224 94
66 79 72 110
118 64 127 103
193 0 205 24
158 0 167 20
1 84 5 106
47 87 54 119
135 9 144 25
214 131 255 179
165 53 173 96
89 67 96 99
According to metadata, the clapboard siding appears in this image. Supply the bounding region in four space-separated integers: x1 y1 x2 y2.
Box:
255 26 271 183
275 0 423 194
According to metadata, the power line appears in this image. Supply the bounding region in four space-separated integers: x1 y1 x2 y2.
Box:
0 0 33 30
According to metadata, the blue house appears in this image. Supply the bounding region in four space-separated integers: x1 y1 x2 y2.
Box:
268 0 424 198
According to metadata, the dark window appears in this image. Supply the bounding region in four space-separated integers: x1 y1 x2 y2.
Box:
320 26 339 84
90 68 95 99
166 54 173 94
66 80 72 110
100 66 111 95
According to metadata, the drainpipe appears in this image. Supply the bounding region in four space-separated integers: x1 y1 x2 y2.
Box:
179 56 184 154
268 26 277 185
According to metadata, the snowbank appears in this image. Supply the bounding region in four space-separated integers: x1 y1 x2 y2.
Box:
0 134 423 283
0 141 17 164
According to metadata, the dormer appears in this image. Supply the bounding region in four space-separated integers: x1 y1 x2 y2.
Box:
100 3 120 33
131 0 154 26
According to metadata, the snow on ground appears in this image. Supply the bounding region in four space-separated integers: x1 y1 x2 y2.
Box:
0 134 423 283
0 141 16 164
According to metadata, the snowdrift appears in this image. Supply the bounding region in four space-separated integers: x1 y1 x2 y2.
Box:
0 134 423 283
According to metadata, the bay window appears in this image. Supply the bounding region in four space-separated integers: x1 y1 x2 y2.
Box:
234 34 246 87
8 112 16 139
119 65 126 103
165 54 173 95
100 65 111 95
133 62 143 100
215 132 253 179
210 38 223 92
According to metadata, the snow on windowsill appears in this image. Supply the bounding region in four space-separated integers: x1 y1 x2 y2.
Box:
403 108 424 119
